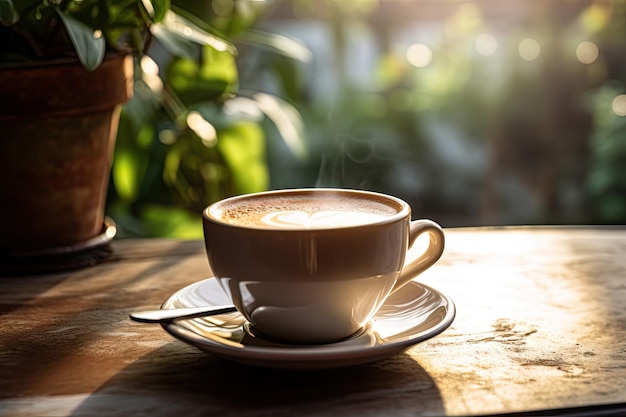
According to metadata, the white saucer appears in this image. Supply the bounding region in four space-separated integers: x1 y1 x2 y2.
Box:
160 278 455 370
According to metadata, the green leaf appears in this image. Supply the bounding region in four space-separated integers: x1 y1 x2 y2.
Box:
154 10 236 54
151 23 198 59
0 0 19 26
198 45 238 90
238 29 312 62
142 0 170 22
56 10 106 71
217 122 268 194
252 92 307 160
167 47 239 104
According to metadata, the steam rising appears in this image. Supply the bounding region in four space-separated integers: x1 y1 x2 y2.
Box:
315 135 396 190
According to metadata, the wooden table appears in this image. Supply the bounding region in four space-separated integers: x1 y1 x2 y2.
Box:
1 227 625 416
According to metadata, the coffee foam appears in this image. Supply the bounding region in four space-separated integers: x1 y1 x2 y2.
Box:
211 194 399 229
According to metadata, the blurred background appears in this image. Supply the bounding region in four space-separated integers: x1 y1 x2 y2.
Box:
106 0 626 238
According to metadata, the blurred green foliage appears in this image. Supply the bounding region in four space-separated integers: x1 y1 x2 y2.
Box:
259 0 626 226
107 0 626 237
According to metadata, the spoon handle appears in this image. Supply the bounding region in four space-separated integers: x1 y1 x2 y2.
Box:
130 305 237 323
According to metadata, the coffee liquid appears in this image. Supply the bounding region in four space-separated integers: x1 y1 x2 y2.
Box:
212 193 399 229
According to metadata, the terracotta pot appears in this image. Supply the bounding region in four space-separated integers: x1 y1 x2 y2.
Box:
0 54 133 253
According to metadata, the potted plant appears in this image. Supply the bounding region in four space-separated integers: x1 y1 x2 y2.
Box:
0 0 239 271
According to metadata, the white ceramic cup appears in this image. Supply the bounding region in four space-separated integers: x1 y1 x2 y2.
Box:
203 188 444 344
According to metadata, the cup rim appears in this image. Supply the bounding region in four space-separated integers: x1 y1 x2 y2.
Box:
203 188 410 231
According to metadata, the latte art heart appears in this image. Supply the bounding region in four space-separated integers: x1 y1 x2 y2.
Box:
261 210 388 229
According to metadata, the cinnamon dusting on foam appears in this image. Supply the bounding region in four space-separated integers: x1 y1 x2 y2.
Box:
212 194 398 229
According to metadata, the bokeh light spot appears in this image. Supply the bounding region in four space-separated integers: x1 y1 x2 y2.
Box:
407 43 433 68
140 56 163 92
140 56 159 76
611 94 626 116
158 129 177 145
187 111 217 146
519 38 541 61
576 41 599 64
475 33 498 56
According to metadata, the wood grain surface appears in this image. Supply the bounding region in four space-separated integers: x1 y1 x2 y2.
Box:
1 227 625 416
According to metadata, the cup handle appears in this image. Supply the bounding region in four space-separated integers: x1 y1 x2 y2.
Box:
391 219 445 294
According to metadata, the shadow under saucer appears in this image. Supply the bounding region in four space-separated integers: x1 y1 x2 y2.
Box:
69 343 445 417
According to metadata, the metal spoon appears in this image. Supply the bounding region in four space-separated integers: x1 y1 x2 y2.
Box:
129 305 238 323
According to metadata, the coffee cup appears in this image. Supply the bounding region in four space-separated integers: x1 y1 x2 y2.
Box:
202 188 444 344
